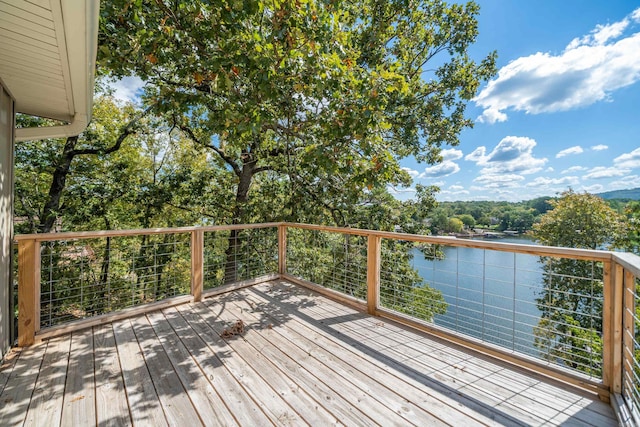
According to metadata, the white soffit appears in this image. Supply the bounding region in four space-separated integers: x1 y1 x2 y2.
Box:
0 0 99 141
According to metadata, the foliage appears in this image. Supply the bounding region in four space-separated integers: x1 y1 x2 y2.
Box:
456 214 476 229
530 190 623 375
616 201 640 253
532 190 622 249
98 0 496 226
17 0 500 327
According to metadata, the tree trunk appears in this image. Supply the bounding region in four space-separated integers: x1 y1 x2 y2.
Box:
39 136 79 233
224 161 255 284
95 216 112 315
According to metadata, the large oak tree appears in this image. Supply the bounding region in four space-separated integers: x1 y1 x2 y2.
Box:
99 0 496 226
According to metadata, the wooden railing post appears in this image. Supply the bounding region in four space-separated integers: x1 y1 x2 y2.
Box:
278 224 287 276
367 234 381 315
609 262 624 395
191 229 204 302
602 260 614 397
622 269 636 399
18 238 40 347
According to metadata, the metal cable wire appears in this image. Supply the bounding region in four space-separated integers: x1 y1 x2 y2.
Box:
286 228 368 300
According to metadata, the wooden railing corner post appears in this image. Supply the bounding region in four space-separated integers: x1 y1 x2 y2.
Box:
191 229 204 303
608 261 624 396
367 234 381 316
622 267 636 401
602 259 623 400
278 224 287 277
18 238 40 347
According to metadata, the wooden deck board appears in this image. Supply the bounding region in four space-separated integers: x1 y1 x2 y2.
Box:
93 324 131 426
112 318 168 427
253 282 617 426
130 315 204 426
177 303 306 426
188 302 338 426
310 291 615 425
165 304 273 426
24 335 71 427
61 329 96 427
0 280 619 426
146 309 236 427
239 284 518 426
196 303 376 426
225 289 473 426
0 342 47 426
0 348 20 395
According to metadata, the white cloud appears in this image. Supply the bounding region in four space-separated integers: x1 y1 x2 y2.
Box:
401 167 420 178
610 175 640 189
526 176 580 187
614 148 640 169
419 161 460 178
465 136 547 175
591 144 609 151
474 9 640 122
441 148 463 161
556 146 584 158
476 107 507 124
440 189 470 196
387 186 416 194
561 165 588 174
545 167 555 172
108 76 145 104
449 185 465 191
473 174 525 189
567 19 630 48
582 184 605 193
583 166 631 179
465 146 486 162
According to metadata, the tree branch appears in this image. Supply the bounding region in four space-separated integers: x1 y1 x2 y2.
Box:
253 165 273 174
71 105 154 156
177 123 242 177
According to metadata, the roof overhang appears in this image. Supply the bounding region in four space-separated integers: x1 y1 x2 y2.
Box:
0 0 100 141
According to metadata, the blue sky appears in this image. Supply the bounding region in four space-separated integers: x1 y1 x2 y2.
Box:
396 1 640 202
111 1 640 203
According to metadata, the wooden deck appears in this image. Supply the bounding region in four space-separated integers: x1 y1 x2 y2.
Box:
0 280 618 426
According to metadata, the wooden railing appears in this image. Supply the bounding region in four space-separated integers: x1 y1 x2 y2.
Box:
13 222 640 419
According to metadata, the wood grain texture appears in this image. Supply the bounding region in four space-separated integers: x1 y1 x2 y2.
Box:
0 343 48 426
18 239 40 346
112 319 168 427
93 324 131 427
24 335 71 426
0 280 620 426
61 330 96 427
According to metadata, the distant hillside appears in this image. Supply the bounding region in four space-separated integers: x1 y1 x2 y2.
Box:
597 188 640 200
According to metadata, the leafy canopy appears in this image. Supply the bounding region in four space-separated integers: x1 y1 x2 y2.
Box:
99 0 496 224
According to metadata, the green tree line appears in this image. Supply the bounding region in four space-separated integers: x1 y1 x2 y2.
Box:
15 0 497 326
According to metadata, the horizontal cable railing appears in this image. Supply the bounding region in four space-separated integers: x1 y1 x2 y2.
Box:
286 228 368 302
203 227 278 290
38 232 192 329
280 223 638 404
14 222 640 414
14 223 279 345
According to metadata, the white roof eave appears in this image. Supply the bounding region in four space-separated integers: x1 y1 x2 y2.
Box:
10 0 100 142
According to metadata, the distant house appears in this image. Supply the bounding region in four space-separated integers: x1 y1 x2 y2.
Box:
0 0 99 360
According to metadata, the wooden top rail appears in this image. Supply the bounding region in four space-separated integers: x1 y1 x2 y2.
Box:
282 223 613 262
13 222 283 242
14 221 637 265
611 251 640 277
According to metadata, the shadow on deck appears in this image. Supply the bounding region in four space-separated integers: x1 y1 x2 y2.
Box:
0 280 618 426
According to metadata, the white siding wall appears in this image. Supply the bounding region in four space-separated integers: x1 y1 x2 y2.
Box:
0 81 14 360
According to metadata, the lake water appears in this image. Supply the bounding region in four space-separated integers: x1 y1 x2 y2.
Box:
410 237 545 356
